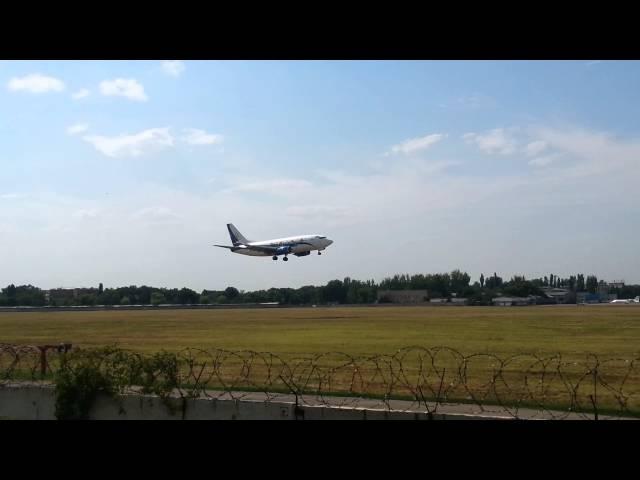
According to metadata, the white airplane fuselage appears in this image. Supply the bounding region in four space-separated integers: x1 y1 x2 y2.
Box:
610 297 640 304
236 235 333 256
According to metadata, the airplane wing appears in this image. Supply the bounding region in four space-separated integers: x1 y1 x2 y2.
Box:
213 244 279 254
244 242 315 254
242 245 280 254
215 242 314 254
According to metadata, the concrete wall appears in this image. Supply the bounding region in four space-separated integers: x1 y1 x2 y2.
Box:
0 384 510 420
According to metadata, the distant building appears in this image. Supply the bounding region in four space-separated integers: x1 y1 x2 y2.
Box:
429 298 448 304
450 297 469 305
492 296 532 306
377 290 429 304
597 281 610 297
541 287 572 304
576 291 617 303
45 288 97 305
576 292 600 304
46 288 77 303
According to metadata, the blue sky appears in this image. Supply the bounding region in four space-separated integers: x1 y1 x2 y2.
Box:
1 60 639 290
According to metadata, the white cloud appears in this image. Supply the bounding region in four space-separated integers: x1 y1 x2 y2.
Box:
161 61 186 77
532 126 640 177
285 205 353 219
390 133 446 155
457 94 495 109
225 178 312 196
182 128 223 145
72 88 90 99
524 140 548 157
463 128 518 155
66 123 89 136
7 74 65 93
83 128 173 158
99 78 148 101
131 206 180 223
72 209 99 219
1 193 26 200
528 154 559 167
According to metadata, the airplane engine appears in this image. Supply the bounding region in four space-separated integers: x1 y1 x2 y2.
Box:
275 246 292 255
294 251 311 257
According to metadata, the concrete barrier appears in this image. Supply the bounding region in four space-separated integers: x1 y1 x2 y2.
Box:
0 384 57 420
0 384 518 420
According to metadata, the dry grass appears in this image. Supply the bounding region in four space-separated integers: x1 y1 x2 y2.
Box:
1 304 639 358
3 305 640 413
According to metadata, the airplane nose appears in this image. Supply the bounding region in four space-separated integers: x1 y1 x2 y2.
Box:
327 239 333 245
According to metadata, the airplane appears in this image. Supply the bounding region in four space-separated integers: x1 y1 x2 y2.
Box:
610 297 640 304
214 223 333 261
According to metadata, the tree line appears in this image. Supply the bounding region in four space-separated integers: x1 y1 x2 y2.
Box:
0 279 378 307
1 271 639 307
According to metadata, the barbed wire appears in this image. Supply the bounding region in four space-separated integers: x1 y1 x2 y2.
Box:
1 343 639 419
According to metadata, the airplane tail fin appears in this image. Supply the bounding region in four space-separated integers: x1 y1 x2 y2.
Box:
227 223 250 245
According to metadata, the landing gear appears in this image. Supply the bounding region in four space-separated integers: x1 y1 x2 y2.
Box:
272 256 278 261
283 256 289 262
318 251 322 255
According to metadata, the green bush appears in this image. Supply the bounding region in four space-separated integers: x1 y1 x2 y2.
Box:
54 347 181 420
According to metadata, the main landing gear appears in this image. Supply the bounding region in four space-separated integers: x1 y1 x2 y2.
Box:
318 251 322 255
272 256 277 261
272 255 289 261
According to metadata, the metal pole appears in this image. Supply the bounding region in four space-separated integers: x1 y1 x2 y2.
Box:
38 346 47 378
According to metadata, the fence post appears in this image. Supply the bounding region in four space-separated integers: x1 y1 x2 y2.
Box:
589 365 598 421
38 346 47 378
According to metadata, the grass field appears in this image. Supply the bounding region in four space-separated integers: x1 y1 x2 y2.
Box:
1 305 639 357
2 305 640 414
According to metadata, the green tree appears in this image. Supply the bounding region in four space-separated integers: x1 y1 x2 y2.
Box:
480 273 485 289
503 276 543 297
150 292 166 306
323 280 346 303
80 294 96 306
224 287 240 300
485 273 503 290
4 284 17 306
177 287 199 304
120 296 131 306
450 270 471 294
